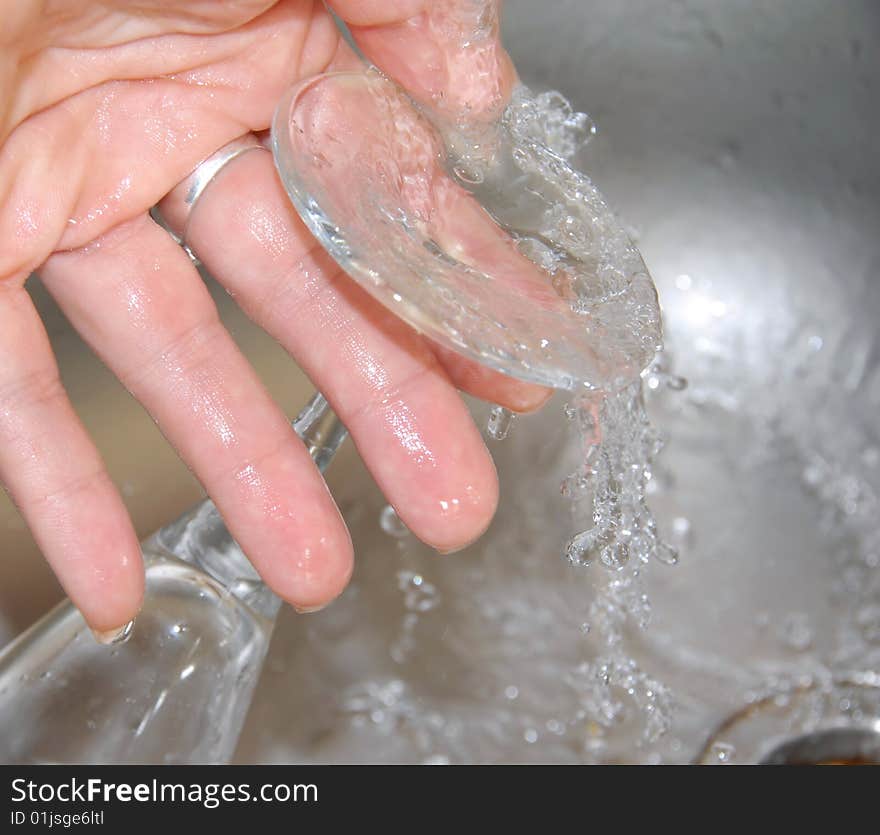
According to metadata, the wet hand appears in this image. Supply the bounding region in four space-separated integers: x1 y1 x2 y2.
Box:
0 1 550 636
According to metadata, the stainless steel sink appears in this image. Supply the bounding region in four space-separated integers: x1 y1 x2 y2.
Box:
2 0 878 763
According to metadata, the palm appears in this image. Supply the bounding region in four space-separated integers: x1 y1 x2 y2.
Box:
0 0 546 635
2 1 337 267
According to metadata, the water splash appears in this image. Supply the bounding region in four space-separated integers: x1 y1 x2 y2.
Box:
468 88 689 753
487 405 515 440
284 1 677 755
391 570 441 665
380 505 410 539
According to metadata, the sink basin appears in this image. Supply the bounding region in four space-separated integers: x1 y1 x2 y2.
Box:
2 0 878 763
234 0 880 763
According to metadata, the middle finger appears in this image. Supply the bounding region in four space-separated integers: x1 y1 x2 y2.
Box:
163 147 502 552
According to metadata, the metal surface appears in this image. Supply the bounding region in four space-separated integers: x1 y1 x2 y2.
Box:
760 727 880 765
235 0 880 762
1 0 878 762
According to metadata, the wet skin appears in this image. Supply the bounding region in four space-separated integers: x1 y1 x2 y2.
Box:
0 1 549 633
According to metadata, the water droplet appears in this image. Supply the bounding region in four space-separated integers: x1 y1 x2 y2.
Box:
565 531 593 568
654 542 680 566
711 741 736 763
380 505 410 538
487 405 515 440
560 473 590 498
546 719 565 735
92 620 134 646
600 542 630 570
777 612 813 651
398 570 440 613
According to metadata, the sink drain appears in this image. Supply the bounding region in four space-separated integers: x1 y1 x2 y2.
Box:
760 727 880 765
695 671 880 764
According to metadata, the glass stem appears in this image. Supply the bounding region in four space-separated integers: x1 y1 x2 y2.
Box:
149 391 348 610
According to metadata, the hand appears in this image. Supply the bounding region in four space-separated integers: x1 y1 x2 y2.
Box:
0 1 550 636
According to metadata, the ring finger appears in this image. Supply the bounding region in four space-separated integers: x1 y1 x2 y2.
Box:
40 215 354 612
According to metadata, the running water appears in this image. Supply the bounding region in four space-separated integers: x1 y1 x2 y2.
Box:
365 78 682 746
474 86 681 744
343 2 681 746
275 0 680 754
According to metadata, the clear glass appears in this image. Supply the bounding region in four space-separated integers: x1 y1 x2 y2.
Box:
0 394 346 764
0 535 278 765
272 70 662 392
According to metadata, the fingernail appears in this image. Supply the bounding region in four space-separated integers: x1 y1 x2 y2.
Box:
437 541 475 556
294 603 328 614
436 529 488 555
91 620 135 646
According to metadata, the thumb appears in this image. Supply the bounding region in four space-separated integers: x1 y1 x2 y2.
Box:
328 0 516 124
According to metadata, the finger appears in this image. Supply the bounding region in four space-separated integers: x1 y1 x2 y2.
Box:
0 283 143 633
429 345 553 414
326 0 426 27
40 216 353 611
330 0 516 122
162 147 500 552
